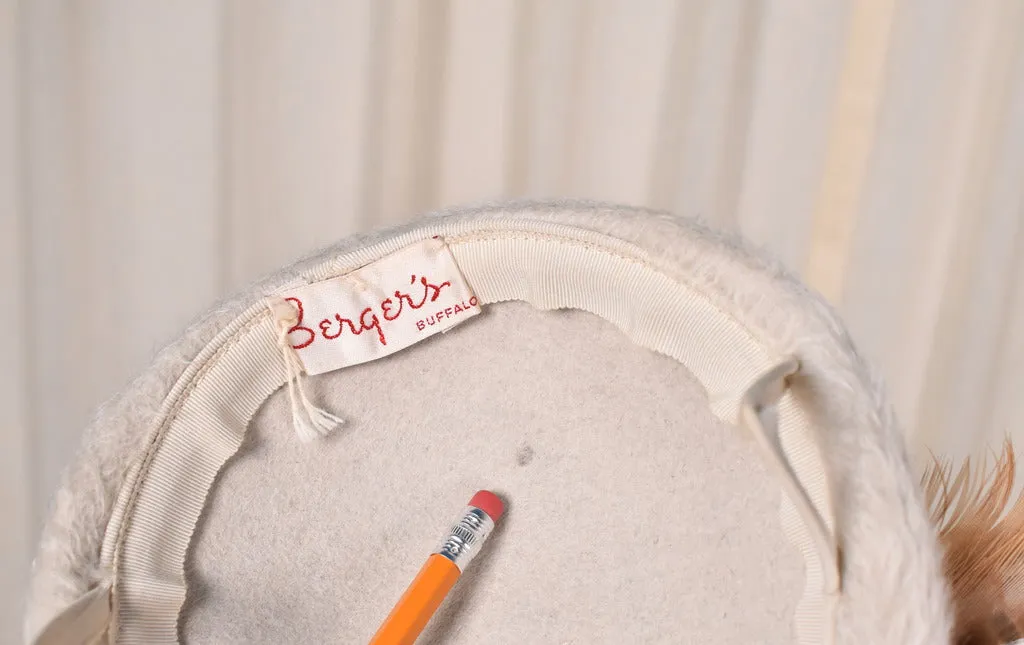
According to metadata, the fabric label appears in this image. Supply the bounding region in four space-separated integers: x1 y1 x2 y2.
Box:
276 238 481 375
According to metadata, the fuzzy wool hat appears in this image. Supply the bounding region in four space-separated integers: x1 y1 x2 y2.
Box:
26 202 952 644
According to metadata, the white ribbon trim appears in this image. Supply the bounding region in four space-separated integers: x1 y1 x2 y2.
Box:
738 357 841 645
29 581 111 645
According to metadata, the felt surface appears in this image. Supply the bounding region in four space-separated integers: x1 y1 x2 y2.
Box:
182 302 803 643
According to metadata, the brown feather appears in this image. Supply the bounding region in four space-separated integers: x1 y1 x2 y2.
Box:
923 439 1024 645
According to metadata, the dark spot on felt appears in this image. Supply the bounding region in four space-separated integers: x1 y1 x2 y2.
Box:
516 444 534 466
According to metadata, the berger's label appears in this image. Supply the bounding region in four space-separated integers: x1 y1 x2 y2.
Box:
274 238 481 375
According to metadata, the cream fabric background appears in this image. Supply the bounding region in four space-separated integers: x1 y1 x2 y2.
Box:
2 1 1023 642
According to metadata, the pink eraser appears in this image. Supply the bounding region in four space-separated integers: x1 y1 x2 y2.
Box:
469 490 505 522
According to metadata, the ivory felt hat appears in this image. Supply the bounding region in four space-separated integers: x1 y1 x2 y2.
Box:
25 202 951 644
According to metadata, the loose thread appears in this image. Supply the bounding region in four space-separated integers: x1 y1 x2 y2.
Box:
270 298 344 441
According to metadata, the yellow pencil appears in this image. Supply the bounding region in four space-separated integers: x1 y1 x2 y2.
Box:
369 491 505 645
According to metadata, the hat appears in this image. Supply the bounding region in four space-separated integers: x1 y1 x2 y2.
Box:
25 202 951 644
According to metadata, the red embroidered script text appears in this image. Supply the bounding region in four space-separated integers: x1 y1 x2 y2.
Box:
285 274 456 350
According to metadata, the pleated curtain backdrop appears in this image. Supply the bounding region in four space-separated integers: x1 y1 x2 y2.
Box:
3 1 1024 641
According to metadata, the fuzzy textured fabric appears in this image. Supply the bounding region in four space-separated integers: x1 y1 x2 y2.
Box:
25 201 952 643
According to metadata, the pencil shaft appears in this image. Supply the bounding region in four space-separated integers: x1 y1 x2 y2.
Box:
369 554 461 645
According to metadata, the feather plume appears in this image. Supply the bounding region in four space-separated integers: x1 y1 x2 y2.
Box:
923 439 1024 645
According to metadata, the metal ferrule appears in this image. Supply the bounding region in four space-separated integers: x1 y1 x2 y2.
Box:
434 506 495 571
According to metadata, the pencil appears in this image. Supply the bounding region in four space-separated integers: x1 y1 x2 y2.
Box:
369 490 505 645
